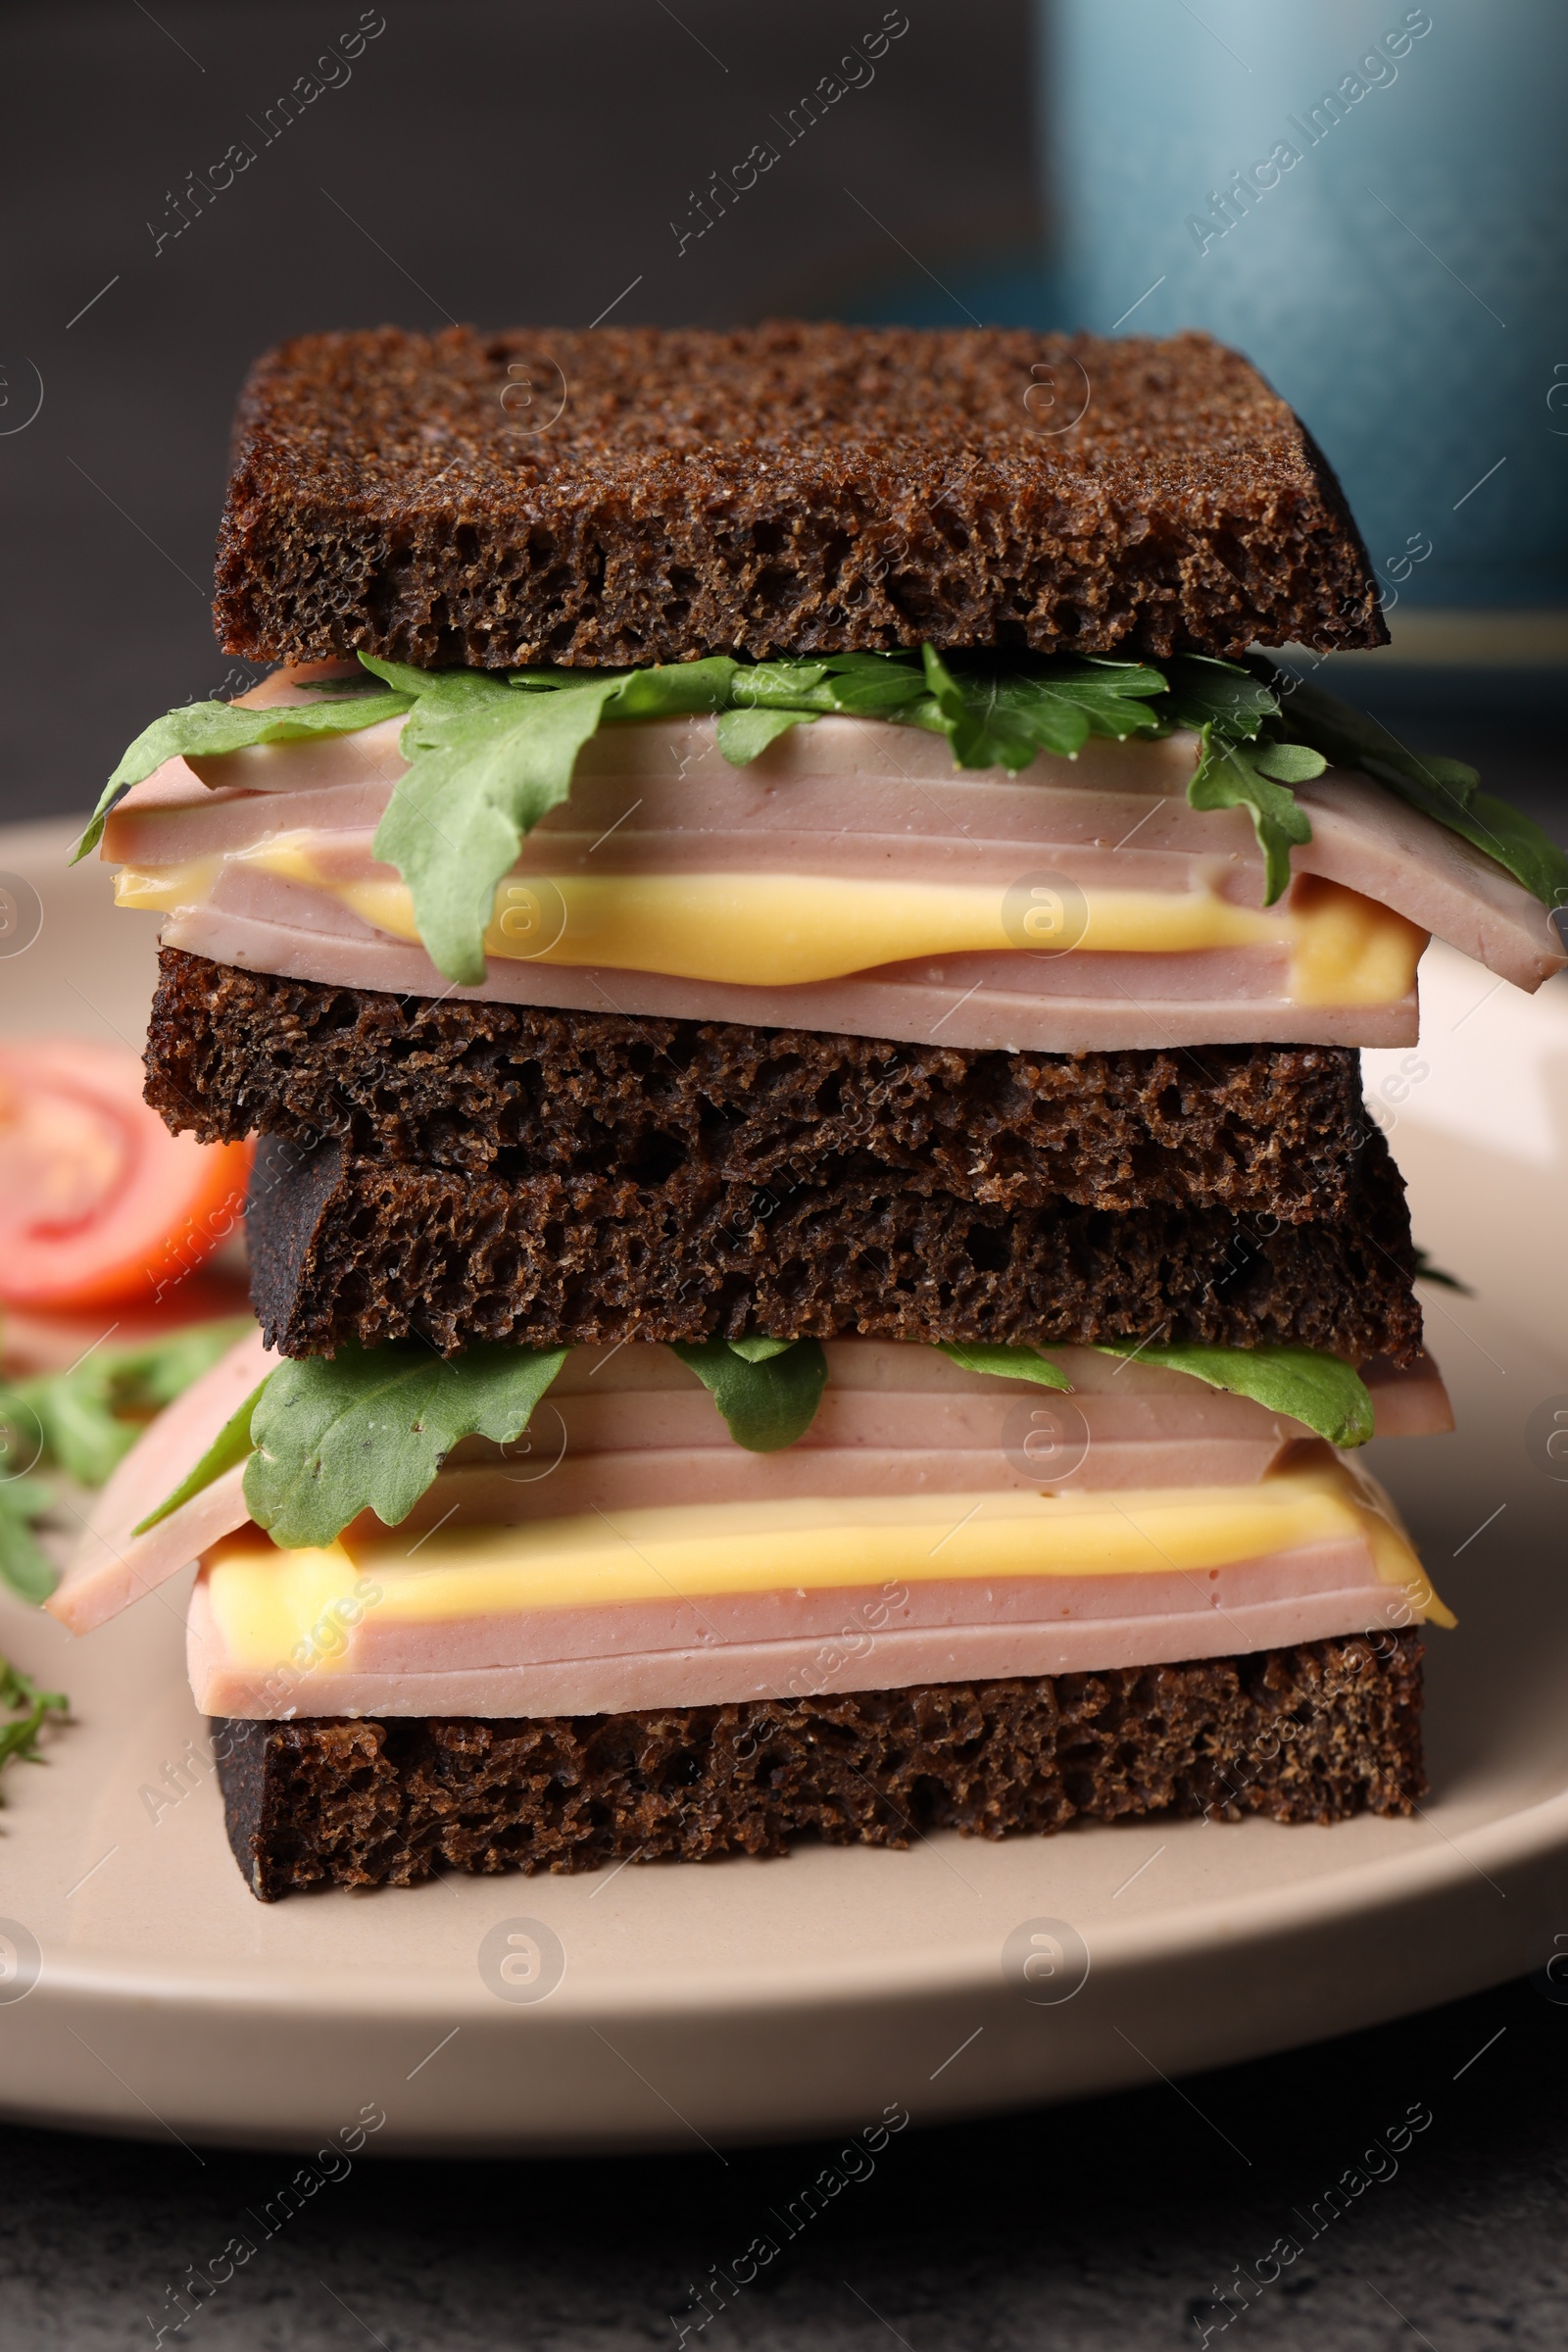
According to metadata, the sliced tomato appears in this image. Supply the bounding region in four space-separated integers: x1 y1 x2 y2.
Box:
0 1037 253 1312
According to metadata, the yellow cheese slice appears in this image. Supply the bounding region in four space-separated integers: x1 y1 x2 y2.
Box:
119 847 1425 1006
203 1459 1448 1670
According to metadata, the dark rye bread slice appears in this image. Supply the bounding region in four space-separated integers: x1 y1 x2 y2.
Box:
244 1126 1421 1362
148 947 1374 1222
213 1635 1425 1898
214 323 1386 669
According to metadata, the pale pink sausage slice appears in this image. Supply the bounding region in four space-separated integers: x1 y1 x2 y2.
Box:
1295 767 1562 991
103 700 1563 1003
48 1327 275 1636
186 1540 1406 1718
46 1332 1451 1634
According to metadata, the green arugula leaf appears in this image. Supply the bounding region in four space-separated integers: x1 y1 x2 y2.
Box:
808 653 932 720
110 1319 258 1411
368 654 745 984
714 708 819 764
1272 672 1479 799
1030 658 1169 735
372 666 629 984
0 1482 56 1603
1250 740 1330 785
921 646 1081 767
607 656 743 720
1267 671 1568 913
74 687 415 861
727 661 832 703
135 1333 826 1554
936 1342 1073 1391
0 1315 257 1598
0 1654 68 1793
93 632 1562 977
1165 655 1279 740
21 1374 135 1491
1095 1340 1374 1447
920 647 1167 771
132 1379 269 1537
0 1317 254 1492
243 1340 570 1547
1188 726 1316 906
1412 1245 1473 1296
1368 771 1568 911
503 657 747 720
668 1339 829 1451
721 653 929 725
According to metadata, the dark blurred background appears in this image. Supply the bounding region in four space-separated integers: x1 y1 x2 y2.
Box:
4 0 1565 831
1 0 1042 823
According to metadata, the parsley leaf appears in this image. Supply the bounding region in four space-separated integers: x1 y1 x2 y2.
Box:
667 1339 829 1452
1164 654 1280 740
73 686 415 862
0 1655 68 1795
936 1342 1073 1391
1094 1339 1375 1448
243 1339 570 1547
1412 1245 1472 1296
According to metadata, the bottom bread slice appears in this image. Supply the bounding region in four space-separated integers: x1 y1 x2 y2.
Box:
213 1633 1424 1899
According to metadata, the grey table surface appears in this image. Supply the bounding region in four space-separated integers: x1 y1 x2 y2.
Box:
4 1972 1564 2350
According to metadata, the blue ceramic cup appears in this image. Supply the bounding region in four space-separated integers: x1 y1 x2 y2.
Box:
1047 0 1568 607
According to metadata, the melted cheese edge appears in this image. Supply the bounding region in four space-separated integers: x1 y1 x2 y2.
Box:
203 1459 1450 1670
117 849 1425 1005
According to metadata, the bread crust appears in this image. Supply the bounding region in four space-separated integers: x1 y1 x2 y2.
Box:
214 323 1388 668
242 1127 1421 1363
147 948 1375 1222
213 1635 1426 1898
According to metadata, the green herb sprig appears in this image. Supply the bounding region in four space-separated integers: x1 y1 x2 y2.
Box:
667 1338 829 1453
137 1326 1378 1552
936 1341 1073 1392
1094 1338 1375 1449
138 1334 834 1544
0 1657 68 1797
0 1483 56 1607
1274 673 1568 911
89 645 1568 984
0 1317 253 1600
74 687 414 861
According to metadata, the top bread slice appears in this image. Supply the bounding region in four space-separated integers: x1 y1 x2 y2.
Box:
215 323 1386 669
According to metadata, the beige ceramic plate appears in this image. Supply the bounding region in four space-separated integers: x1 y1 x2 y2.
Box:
1 820 1566 2155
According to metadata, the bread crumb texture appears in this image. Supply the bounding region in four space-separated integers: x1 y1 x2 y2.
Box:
215 323 1387 668
215 1635 1425 1897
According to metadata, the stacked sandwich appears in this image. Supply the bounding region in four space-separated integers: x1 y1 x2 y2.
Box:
53 325 1566 1898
